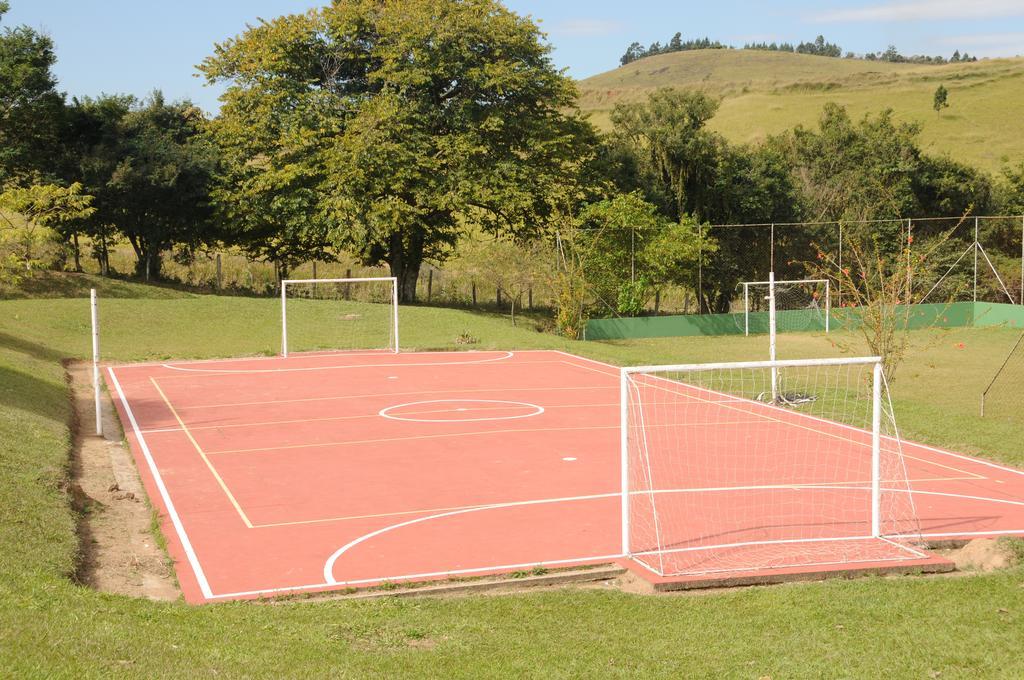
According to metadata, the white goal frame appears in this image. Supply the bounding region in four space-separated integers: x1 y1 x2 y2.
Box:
280 277 399 357
741 277 830 336
619 356 884 562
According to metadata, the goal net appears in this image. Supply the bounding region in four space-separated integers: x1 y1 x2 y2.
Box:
738 279 830 335
981 330 1024 418
620 357 923 578
281 277 399 356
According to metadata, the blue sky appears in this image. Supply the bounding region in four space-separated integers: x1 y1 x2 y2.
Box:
6 0 1024 113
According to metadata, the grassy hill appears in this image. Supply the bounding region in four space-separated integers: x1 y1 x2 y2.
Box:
577 50 1024 173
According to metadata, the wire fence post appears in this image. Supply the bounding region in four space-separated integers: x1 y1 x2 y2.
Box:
974 216 979 304
90 289 102 437
1020 215 1023 305
906 218 913 303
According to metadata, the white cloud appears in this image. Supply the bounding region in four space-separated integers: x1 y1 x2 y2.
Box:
554 18 623 38
814 0 1024 23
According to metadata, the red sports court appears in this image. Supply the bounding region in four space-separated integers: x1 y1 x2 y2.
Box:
106 349 1024 603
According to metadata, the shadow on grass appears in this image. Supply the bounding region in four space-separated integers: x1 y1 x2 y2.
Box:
0 363 68 423
4 272 195 300
0 331 68 364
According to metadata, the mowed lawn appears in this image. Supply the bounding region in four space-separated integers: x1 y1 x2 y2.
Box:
2 274 1024 677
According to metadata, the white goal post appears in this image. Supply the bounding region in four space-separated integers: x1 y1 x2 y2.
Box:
619 356 923 578
281 277 399 357
740 278 830 336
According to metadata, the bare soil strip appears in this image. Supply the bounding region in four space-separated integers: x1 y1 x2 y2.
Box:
68 361 179 601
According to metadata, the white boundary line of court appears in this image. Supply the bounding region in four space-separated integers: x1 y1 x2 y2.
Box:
157 351 515 374
107 367 215 600
108 349 514 371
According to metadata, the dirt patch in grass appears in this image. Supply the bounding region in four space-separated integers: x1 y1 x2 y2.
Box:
67 361 178 601
945 538 1020 573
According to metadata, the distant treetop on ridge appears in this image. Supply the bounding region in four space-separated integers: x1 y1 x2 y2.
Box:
619 34 979 67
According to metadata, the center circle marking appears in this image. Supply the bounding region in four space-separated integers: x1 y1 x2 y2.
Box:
378 399 545 423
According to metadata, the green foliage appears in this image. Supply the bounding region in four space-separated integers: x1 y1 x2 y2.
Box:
0 2 64 183
201 0 598 301
571 192 711 317
997 162 1024 215
609 89 722 221
933 85 950 116
65 93 217 280
0 182 94 284
782 104 923 223
606 88 799 312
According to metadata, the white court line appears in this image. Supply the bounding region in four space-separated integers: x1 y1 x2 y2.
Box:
110 349 515 370
157 351 515 375
107 367 214 600
174 384 616 412
209 553 625 601
139 400 622 434
378 399 545 423
323 491 617 584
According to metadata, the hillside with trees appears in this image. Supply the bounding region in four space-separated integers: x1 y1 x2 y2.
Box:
579 48 1024 173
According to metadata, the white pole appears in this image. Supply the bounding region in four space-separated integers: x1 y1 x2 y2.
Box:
90 289 102 437
837 222 843 310
871 361 882 537
281 282 288 358
619 369 630 557
743 283 750 336
1019 215 1023 305
769 272 778 400
973 216 979 304
825 280 831 333
391 276 400 353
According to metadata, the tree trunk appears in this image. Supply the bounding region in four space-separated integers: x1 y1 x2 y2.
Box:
387 228 425 303
72 233 82 272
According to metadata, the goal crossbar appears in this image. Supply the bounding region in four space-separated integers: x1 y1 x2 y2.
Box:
281 277 399 357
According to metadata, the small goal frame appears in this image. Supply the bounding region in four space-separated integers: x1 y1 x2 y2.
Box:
740 278 830 336
280 277 399 357
619 356 885 565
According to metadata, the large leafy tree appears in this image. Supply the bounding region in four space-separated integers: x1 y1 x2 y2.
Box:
201 0 596 301
608 88 722 223
67 93 217 279
59 95 135 273
0 1 65 183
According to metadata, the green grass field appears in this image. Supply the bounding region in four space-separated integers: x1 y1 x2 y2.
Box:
3 273 1024 677
577 50 1024 173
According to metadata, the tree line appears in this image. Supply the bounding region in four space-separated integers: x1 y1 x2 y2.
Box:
621 32 978 67
2 0 1023 328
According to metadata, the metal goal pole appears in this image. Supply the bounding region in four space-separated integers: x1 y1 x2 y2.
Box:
743 283 750 336
768 272 778 400
620 369 630 557
281 282 289 357
871 361 882 537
